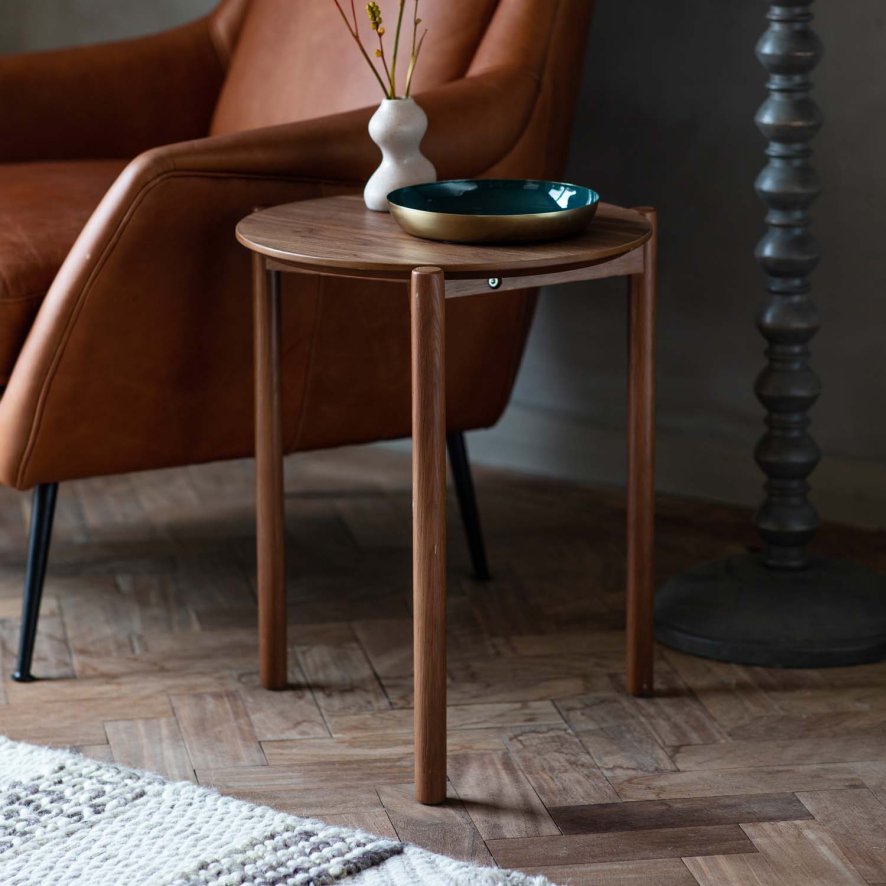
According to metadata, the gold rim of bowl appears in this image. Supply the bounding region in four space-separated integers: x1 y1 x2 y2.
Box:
387 202 599 245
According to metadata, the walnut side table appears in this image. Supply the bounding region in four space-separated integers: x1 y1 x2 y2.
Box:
237 195 657 805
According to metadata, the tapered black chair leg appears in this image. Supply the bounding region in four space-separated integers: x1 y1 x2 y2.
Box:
12 483 59 683
446 432 492 581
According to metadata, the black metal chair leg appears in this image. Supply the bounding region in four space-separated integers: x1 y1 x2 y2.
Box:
12 482 59 683
446 432 492 581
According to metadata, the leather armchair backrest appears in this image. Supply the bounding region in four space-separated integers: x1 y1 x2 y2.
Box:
210 0 500 134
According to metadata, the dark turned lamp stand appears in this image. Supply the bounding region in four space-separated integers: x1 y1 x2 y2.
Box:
655 0 886 667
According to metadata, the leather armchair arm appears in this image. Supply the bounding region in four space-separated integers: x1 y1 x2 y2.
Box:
0 64 541 489
135 65 541 184
0 18 228 162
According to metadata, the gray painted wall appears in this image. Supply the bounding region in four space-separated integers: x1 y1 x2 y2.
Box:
0 1 214 52
485 0 886 529
2 1 885 526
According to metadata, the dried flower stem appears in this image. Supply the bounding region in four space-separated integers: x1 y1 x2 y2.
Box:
389 1 407 98
376 31 394 97
405 1 427 98
332 0 427 100
332 0 390 97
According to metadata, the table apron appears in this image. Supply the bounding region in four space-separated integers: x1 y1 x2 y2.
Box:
444 250 644 298
264 246 644 297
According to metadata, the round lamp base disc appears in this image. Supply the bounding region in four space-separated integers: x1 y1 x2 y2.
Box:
655 554 886 668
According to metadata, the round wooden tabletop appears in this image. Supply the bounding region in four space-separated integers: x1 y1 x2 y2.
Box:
237 195 652 280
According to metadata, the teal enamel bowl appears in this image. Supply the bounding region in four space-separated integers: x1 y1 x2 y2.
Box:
387 179 600 244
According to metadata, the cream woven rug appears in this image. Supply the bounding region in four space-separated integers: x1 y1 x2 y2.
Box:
0 737 552 885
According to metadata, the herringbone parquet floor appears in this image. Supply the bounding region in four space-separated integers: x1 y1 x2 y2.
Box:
1 445 885 885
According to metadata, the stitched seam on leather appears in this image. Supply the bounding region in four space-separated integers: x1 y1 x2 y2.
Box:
476 2 562 177
15 171 349 487
541 0 576 174
459 0 502 80
474 82 539 177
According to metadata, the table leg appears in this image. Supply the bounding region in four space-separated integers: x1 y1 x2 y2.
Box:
626 209 658 697
253 255 288 690
411 266 447 805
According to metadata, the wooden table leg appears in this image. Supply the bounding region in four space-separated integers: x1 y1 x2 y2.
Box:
411 266 447 805
626 209 658 697
253 255 288 690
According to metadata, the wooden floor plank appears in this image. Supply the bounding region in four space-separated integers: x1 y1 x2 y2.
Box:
196 766 383 816
133 628 260 673
464 575 550 639
0 694 172 746
201 758 414 789
448 751 560 840
742 820 867 885
326 700 564 737
433 654 612 707
0 595 59 620
351 618 413 679
521 858 697 885
117 573 197 635
0 614 75 680
505 727 620 807
551 793 812 835
74 474 158 543
854 762 886 806
60 577 145 676
335 493 411 551
1 448 885 879
75 744 115 764
237 669 329 741
674 734 886 772
4 670 241 705
661 649 779 735
611 764 866 801
105 717 196 782
797 788 886 884
296 640 391 715
491 629 625 659
728 709 886 742
558 692 678 778
611 666 729 747
262 730 504 766
170 691 266 769
378 783 495 865
683 851 780 886
488 824 753 869
322 810 399 839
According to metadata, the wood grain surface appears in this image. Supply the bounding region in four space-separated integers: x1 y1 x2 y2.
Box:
0 447 885 884
410 267 448 805
237 195 651 278
626 207 657 697
253 259 287 690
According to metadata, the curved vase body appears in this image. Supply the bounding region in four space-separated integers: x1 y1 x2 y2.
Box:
364 98 437 212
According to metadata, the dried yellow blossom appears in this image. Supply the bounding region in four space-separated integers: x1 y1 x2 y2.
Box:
366 2 383 31
333 0 428 100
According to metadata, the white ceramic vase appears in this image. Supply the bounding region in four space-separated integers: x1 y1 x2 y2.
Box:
364 97 437 212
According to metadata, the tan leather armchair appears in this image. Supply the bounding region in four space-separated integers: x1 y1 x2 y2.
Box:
0 0 593 681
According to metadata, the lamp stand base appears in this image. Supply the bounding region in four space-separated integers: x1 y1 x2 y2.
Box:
655 554 886 668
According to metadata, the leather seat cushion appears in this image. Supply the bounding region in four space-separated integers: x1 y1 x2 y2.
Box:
0 160 126 385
